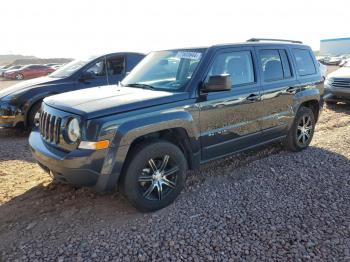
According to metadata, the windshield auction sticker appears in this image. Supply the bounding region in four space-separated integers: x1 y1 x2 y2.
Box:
175 51 202 60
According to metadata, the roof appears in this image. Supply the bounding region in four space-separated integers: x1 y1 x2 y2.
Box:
321 37 350 43
163 41 307 52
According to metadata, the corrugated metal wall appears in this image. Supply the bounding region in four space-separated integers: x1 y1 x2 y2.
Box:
320 38 350 55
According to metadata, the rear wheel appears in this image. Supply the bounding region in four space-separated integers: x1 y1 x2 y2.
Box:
15 73 24 80
285 106 315 152
121 141 187 212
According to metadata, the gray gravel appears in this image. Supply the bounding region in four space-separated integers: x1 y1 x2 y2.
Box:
1 103 350 261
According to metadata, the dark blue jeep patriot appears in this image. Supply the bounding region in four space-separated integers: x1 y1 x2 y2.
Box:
29 39 324 212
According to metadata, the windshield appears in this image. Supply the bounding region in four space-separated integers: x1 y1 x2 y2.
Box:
50 56 98 78
122 49 204 91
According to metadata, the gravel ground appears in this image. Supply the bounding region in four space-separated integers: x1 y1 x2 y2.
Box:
1 73 350 261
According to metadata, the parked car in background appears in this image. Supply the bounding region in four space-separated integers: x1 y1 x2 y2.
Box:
324 59 350 105
0 52 145 129
4 64 55 80
323 56 342 66
29 39 323 211
318 61 327 79
0 65 23 77
339 58 350 67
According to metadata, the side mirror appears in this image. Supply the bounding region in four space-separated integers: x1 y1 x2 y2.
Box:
202 74 232 92
80 71 95 81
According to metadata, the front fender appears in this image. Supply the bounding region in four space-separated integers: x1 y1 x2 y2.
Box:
94 107 200 192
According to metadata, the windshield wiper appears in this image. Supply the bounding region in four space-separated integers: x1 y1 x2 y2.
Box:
124 83 155 90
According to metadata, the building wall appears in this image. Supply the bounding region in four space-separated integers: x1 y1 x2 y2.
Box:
320 38 350 55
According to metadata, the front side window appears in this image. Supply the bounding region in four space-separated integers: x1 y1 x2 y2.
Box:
292 49 316 76
121 49 204 91
86 60 105 76
206 50 255 86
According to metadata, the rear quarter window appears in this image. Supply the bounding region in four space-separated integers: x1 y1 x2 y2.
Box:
292 49 316 76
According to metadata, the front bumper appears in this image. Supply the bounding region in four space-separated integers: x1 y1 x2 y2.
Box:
324 87 350 102
4 74 16 80
29 130 108 188
0 101 23 127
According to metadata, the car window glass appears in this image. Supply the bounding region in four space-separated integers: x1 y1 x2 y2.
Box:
207 51 254 86
260 49 284 81
86 60 106 76
279 50 292 78
292 49 316 76
107 56 124 75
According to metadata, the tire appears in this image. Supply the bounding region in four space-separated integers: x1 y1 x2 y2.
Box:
121 141 187 212
15 73 24 80
285 106 315 152
27 101 42 129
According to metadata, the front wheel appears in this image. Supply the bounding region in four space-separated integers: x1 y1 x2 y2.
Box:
27 102 42 130
121 141 187 212
285 106 316 152
15 73 24 80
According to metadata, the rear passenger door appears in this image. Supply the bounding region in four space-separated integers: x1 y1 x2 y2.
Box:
199 47 265 161
256 47 297 140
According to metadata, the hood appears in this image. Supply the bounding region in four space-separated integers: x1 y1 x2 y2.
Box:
328 67 350 79
44 85 189 119
0 76 60 99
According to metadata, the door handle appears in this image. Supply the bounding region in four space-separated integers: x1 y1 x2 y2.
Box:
286 87 297 93
246 94 259 102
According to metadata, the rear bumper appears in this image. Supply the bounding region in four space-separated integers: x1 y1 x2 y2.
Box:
29 130 108 189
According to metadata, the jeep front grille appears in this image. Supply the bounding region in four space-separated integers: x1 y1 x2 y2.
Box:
39 112 62 144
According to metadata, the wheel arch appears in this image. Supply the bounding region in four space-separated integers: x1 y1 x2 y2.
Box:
24 93 58 127
299 99 320 122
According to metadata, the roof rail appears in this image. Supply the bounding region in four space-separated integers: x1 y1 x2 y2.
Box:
246 38 302 44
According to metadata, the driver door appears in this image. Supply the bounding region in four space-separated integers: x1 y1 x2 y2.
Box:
199 48 264 161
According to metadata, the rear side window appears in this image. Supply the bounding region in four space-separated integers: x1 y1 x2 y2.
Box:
292 49 316 76
259 49 293 81
279 50 292 78
107 56 125 75
207 50 255 86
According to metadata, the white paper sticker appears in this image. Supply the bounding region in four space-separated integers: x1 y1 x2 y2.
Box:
175 51 202 60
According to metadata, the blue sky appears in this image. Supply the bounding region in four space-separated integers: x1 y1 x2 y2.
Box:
0 0 348 58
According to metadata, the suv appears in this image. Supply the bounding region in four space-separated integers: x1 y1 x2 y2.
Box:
0 52 144 129
29 39 323 212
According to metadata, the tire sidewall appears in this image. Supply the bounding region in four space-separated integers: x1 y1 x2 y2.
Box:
292 107 315 150
28 102 42 129
122 141 187 212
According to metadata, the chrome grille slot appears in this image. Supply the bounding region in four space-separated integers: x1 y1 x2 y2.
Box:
332 78 350 88
49 116 55 141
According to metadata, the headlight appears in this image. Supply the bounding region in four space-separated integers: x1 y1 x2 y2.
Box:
67 118 80 142
324 77 333 88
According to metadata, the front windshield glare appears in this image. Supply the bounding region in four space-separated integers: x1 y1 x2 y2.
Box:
122 50 203 90
50 56 97 78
